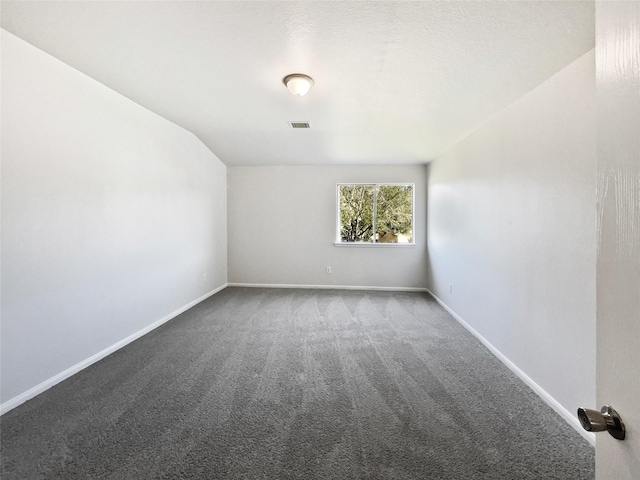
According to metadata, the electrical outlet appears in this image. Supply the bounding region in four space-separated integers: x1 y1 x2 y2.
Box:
449 284 453 294
326 266 332 274
203 273 208 283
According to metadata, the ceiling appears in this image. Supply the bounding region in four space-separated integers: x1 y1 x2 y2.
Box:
1 1 595 166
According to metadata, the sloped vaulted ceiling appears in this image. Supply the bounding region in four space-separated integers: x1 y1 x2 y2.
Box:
1 1 595 166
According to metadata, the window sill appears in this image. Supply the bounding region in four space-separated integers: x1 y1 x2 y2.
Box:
334 242 416 248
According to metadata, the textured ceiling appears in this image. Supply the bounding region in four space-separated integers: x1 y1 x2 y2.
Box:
1 1 595 166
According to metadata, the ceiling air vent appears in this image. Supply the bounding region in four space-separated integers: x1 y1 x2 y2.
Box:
288 121 311 129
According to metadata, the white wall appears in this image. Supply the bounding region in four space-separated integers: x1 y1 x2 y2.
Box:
0 30 227 407
228 165 428 290
427 51 596 429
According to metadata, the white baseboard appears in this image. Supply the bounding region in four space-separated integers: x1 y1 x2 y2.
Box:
0 283 228 416
426 288 596 447
227 282 428 293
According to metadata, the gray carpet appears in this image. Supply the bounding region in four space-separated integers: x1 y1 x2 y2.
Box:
1 287 594 479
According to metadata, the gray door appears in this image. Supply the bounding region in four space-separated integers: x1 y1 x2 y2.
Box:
595 2 640 479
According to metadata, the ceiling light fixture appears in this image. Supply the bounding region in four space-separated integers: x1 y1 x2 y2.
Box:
283 74 314 96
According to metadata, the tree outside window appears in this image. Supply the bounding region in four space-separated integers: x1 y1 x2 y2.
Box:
338 184 414 243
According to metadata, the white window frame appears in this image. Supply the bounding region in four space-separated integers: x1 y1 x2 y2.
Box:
335 183 416 247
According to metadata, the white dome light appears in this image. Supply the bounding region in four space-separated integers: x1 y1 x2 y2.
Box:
283 74 314 96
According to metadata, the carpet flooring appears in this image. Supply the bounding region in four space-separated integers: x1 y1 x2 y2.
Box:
1 287 594 479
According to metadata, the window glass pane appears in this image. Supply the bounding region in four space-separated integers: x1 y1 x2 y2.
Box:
375 184 413 243
339 185 375 242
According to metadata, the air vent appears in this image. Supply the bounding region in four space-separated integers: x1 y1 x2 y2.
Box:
288 121 311 129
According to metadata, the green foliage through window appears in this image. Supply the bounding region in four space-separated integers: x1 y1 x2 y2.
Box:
338 184 414 243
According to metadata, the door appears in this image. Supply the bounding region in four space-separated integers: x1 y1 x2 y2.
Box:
595 2 640 479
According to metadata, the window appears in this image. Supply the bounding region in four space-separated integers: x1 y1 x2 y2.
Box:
337 183 414 245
